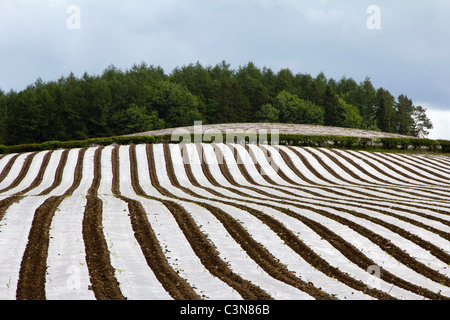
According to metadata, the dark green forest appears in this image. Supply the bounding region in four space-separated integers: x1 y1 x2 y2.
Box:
0 61 433 146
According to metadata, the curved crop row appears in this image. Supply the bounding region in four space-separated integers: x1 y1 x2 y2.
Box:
0 143 449 300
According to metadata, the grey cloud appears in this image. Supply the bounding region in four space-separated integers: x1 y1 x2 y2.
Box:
0 0 449 114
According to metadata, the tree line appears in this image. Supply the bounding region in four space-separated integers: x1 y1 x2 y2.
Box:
0 61 433 145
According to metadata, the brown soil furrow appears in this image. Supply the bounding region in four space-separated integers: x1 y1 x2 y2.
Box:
323 148 450 199
307 194 450 230
200 144 323 200
0 152 38 194
5 139 449 301
161 199 272 300
277 146 417 203
260 145 428 203
259 145 450 221
300 147 373 186
194 145 450 299
406 185 450 199
325 148 420 188
247 145 366 202
314 149 449 201
320 157 449 201
127 198 201 300
65 148 87 195
287 150 450 223
195 144 261 199
250 145 305 187
242 144 286 186
199 202 336 300
263 204 448 300
298 198 450 259
212 153 450 243
202 144 387 211
218 146 450 283
16 196 65 300
143 144 273 300
16 151 54 196
321 148 409 186
319 186 450 215
304 147 386 186
0 196 22 223
110 145 201 300
160 144 393 299
286 146 345 185
282 146 450 204
334 185 448 207
346 149 435 186
228 144 441 216
38 149 70 195
282 146 415 200
15 149 88 300
82 146 126 300
5 150 55 299
387 153 450 182
176 145 337 300
289 203 450 287
213 144 450 242
211 144 269 194
413 155 450 173
362 151 450 185
224 144 261 186
287 148 430 201
276 147 321 185
223 144 331 202
0 154 20 184
192 144 450 299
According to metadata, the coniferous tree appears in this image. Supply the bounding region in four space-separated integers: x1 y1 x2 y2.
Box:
395 94 414 135
375 88 395 132
210 79 251 123
411 105 433 138
275 68 295 94
81 73 112 138
210 60 233 82
7 87 42 144
336 76 358 98
0 90 8 144
169 61 212 119
314 72 328 96
337 76 378 131
309 81 321 106
59 72 87 140
261 67 277 99
0 61 435 146
235 62 269 119
322 85 339 126
102 65 128 120
358 77 378 130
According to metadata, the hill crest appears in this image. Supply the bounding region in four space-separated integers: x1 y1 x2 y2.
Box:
128 123 416 139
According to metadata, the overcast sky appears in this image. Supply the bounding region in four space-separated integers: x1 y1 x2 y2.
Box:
1 0 449 139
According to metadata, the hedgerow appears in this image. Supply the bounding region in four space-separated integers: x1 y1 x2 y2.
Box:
437 139 450 153
0 134 449 154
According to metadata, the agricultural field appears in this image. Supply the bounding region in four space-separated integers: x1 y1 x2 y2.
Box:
129 122 413 139
0 141 449 300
